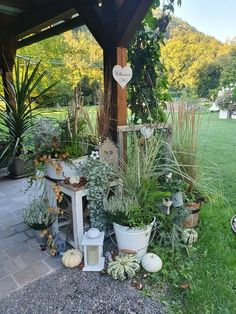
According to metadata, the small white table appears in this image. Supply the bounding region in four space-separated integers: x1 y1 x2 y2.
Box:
46 178 118 251
46 178 88 251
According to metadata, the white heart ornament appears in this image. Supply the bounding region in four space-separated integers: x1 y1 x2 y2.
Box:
112 65 133 89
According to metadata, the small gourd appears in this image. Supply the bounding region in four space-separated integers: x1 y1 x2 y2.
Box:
107 254 140 281
141 253 162 273
182 228 198 245
62 249 82 268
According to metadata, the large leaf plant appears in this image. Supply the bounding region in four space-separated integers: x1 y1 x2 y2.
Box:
0 59 57 167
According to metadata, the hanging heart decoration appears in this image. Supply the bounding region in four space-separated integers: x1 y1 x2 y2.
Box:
112 65 133 89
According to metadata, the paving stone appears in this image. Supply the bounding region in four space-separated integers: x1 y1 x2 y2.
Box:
0 211 15 219
0 250 10 263
0 276 18 298
0 199 15 208
20 248 49 266
0 192 6 198
11 256 28 272
26 238 40 249
25 228 35 238
12 261 51 287
7 232 29 243
0 216 24 229
44 256 62 270
0 260 19 279
13 223 28 233
0 227 16 239
0 237 15 250
4 242 31 258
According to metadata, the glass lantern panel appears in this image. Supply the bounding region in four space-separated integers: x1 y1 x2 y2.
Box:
87 246 99 265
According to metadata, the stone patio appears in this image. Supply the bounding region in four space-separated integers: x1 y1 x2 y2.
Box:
0 172 165 314
0 174 61 299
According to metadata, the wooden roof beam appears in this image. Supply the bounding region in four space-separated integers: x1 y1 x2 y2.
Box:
17 16 84 49
0 0 76 43
0 4 23 16
117 0 154 47
74 1 103 48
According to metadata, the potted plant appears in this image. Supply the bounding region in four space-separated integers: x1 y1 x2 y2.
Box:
32 99 98 181
182 189 204 228
104 134 170 259
216 86 236 119
160 172 187 208
0 59 57 178
23 197 58 243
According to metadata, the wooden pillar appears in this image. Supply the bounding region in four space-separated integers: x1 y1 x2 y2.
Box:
103 47 127 142
0 38 16 108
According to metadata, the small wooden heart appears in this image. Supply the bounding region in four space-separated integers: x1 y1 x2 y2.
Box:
112 65 133 89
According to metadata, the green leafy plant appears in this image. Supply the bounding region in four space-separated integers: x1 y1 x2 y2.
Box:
81 157 113 231
156 207 189 251
23 198 58 230
128 0 181 123
0 59 57 167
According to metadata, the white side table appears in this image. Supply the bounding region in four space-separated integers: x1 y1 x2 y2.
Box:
46 178 88 251
46 178 119 251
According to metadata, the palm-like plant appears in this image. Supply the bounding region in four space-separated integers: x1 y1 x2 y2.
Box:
0 59 57 167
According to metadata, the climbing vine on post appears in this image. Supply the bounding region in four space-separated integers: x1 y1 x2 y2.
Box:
128 0 181 123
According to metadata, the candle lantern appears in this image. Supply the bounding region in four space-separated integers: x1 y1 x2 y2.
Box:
82 228 105 271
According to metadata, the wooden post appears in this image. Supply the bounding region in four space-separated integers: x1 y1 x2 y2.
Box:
0 39 16 108
103 47 127 142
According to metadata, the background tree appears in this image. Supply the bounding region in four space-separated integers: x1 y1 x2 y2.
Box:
196 63 222 98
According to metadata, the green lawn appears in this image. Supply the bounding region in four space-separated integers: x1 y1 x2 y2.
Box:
175 113 236 313
185 113 235 312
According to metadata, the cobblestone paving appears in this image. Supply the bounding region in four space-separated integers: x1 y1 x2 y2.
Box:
0 174 61 298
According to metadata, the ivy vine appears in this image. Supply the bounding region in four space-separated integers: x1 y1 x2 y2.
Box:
81 158 113 231
128 0 181 123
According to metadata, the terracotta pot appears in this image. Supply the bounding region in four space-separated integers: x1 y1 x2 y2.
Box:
182 202 201 228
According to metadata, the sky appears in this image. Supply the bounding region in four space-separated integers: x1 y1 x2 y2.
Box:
174 0 236 42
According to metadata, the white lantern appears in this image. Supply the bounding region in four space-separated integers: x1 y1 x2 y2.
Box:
82 228 105 271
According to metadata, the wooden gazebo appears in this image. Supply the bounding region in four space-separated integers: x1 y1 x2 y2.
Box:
0 0 153 141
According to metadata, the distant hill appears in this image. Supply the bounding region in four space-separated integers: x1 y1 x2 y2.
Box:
166 16 199 39
161 15 231 90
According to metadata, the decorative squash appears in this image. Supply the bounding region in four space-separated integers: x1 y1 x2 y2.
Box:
182 228 198 245
62 249 82 268
141 253 162 273
107 254 140 281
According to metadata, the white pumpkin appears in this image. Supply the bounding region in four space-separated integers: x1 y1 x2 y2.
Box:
141 253 162 273
62 249 82 268
182 228 198 245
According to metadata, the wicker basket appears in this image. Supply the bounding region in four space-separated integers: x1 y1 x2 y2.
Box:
182 203 201 228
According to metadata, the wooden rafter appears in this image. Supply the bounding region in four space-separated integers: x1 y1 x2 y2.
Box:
74 2 103 48
117 0 154 47
0 0 76 43
17 16 84 49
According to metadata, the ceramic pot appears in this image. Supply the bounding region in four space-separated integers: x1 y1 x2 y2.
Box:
171 191 184 207
113 219 155 260
46 156 87 180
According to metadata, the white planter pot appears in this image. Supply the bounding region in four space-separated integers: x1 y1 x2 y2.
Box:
113 219 155 260
46 156 88 180
231 112 236 119
219 109 229 119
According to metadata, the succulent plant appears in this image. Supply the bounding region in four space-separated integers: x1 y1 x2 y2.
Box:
107 254 140 281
